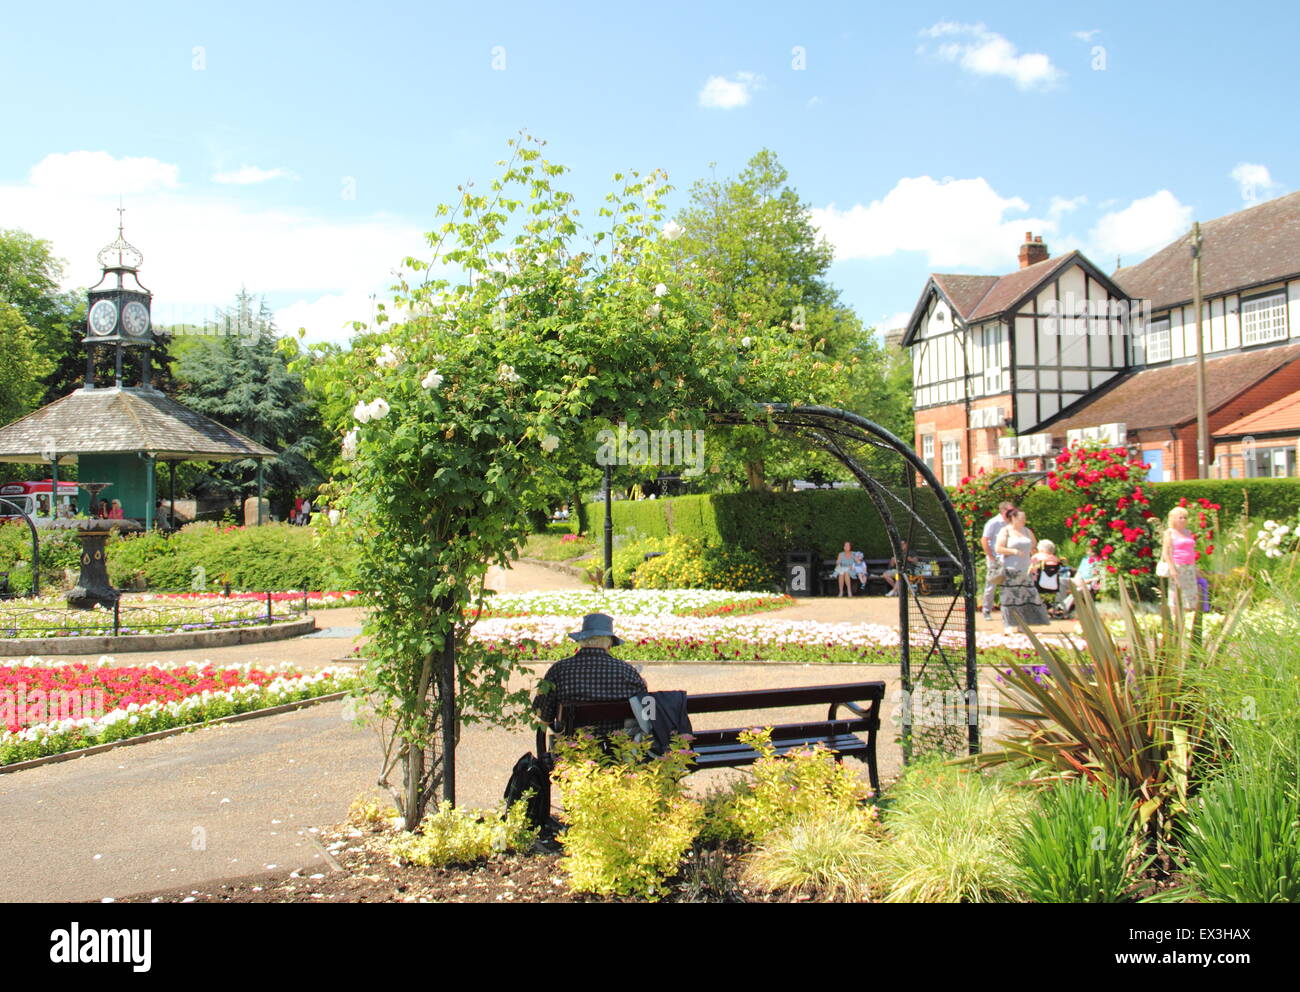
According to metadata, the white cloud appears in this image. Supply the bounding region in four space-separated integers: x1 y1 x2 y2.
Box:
212 165 297 185
29 150 179 195
921 22 1063 91
811 175 1054 269
1088 190 1193 259
1230 163 1283 202
1072 29 1101 42
0 151 428 345
1049 194 1087 218
698 72 762 109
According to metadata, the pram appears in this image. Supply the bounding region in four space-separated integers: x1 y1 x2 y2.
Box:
1035 561 1072 618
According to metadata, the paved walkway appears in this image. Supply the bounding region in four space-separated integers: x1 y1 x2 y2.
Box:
1 559 1035 901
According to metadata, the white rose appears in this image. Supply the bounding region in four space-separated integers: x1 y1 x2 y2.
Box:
647 303 662 318
376 344 400 369
421 369 444 391
541 434 560 454
341 428 359 461
353 400 372 424
661 221 684 241
368 398 390 420
328 509 341 527
741 336 753 348
653 283 668 297
498 364 520 384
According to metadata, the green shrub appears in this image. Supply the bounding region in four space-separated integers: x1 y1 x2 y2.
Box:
1178 769 1300 903
745 813 881 902
0 524 83 590
103 521 360 591
552 732 702 900
632 535 778 591
389 799 538 868
874 757 1031 903
1013 780 1151 903
718 728 878 842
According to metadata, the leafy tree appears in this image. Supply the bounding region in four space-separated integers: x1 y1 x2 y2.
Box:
175 291 323 511
0 303 53 424
663 150 910 490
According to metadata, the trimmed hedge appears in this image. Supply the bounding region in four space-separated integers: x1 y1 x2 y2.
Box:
588 489 952 567
587 478 1300 571
1020 478 1300 552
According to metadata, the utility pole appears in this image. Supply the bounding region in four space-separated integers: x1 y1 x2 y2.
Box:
1192 222 1209 479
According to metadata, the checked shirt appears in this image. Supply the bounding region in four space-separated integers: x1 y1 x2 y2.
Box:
534 646 647 736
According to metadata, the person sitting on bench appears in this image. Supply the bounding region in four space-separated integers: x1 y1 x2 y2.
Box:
533 613 647 737
882 541 920 598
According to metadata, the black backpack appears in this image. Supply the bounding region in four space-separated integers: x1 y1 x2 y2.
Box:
503 752 552 834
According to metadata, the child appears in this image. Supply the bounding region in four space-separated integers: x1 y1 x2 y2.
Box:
852 550 868 590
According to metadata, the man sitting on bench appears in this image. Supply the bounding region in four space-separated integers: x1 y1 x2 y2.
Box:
533 613 647 737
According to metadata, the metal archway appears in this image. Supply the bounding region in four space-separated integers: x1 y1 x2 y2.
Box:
0 496 40 598
715 405 980 757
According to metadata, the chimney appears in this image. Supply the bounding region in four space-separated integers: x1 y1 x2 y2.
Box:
1018 232 1049 269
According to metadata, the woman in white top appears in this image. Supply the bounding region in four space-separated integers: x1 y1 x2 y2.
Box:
995 508 1051 631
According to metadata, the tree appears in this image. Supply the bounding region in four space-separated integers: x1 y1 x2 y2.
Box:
319 135 837 827
0 303 52 424
0 229 66 416
175 291 324 511
662 150 898 490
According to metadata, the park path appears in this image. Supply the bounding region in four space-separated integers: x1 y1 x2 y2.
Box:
0 558 1025 901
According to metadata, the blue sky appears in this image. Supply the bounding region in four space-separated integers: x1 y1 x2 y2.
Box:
0 0 1294 341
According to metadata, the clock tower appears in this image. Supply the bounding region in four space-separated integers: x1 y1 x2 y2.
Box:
84 209 156 389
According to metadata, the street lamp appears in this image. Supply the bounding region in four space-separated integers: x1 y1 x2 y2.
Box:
1192 222 1209 479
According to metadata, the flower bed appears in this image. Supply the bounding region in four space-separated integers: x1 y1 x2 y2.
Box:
468 615 1039 665
0 595 305 638
0 659 357 766
153 591 362 609
470 589 795 619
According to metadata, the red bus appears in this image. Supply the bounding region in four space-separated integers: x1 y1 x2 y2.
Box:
0 480 79 524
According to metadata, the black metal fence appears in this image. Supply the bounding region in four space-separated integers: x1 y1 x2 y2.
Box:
0 591 307 639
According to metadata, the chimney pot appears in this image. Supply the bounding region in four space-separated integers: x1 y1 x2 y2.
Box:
1018 233 1050 269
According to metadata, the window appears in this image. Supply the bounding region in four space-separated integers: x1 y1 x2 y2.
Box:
981 325 1005 393
922 435 935 462
1145 317 1171 363
1246 444 1296 478
1241 291 1288 346
941 440 961 486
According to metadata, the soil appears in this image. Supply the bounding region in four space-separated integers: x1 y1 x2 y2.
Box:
115 821 778 904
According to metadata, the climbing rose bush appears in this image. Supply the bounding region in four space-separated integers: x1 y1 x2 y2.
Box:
1049 444 1157 594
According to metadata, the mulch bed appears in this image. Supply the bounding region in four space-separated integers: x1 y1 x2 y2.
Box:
115 822 779 904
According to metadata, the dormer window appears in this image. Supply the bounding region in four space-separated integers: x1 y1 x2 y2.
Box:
1145 317 1171 363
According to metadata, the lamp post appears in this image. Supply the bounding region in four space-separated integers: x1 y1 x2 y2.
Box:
1192 222 1209 479
603 462 613 588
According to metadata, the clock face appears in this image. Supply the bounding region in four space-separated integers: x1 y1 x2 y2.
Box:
122 301 151 337
88 299 118 336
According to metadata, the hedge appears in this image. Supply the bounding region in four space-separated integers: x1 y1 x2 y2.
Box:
586 488 952 568
1020 478 1300 552
102 522 360 592
586 478 1300 570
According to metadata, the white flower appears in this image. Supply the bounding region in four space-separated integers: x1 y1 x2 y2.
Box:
421 369 444 391
328 509 341 527
541 434 560 454
653 283 668 297
341 428 359 461
741 336 753 348
376 344 400 369
498 364 521 384
647 303 662 318
353 400 372 424
661 221 684 241
368 398 390 420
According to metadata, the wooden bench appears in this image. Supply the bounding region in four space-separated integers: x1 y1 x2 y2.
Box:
536 681 886 811
818 558 892 596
